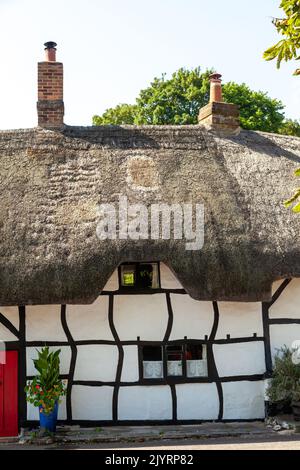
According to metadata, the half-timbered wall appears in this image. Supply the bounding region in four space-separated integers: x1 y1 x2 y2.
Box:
0 264 298 425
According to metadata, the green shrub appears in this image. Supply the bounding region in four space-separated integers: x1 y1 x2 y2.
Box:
267 346 300 405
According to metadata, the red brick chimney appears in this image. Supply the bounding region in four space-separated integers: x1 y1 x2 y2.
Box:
198 73 240 135
37 42 64 129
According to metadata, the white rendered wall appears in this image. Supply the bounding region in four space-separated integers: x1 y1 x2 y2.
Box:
74 345 118 381
102 269 119 291
213 342 266 377
170 295 214 340
121 346 139 382
269 279 300 319
269 279 300 362
71 385 113 420
0 324 18 341
118 386 172 420
26 305 67 341
66 296 114 341
216 302 263 339
176 383 219 420
114 294 169 341
160 263 183 289
222 381 265 419
0 307 19 341
0 307 19 330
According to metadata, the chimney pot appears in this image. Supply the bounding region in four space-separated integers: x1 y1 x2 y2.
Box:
209 72 223 103
44 41 57 62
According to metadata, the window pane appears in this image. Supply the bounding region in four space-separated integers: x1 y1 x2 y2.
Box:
121 265 136 287
142 346 162 361
166 345 183 376
186 344 208 377
142 346 163 379
138 264 154 288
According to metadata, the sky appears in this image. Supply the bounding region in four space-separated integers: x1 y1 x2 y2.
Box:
0 0 299 129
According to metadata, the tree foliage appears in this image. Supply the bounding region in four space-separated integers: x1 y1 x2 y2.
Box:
93 67 299 135
93 68 211 126
279 118 300 136
222 82 285 133
264 0 300 75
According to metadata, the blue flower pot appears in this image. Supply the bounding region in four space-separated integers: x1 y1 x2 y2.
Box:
39 401 58 433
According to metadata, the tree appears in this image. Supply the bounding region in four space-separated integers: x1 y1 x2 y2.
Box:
94 68 211 126
93 104 138 125
222 82 285 133
93 67 288 133
263 0 300 75
279 118 300 136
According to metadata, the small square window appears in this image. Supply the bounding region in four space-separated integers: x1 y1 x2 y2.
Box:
120 263 160 289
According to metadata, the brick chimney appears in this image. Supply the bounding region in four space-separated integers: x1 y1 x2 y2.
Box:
37 42 64 129
198 73 240 136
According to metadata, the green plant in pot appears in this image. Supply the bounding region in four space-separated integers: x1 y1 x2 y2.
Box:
266 346 300 420
25 347 66 432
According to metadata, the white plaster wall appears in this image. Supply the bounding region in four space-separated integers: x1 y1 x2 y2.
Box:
72 385 113 420
74 345 118 381
216 302 263 339
0 325 18 341
102 270 119 291
66 297 113 341
270 324 300 360
27 394 67 420
26 346 71 376
114 294 169 341
176 383 219 420
118 386 172 420
26 305 67 341
0 307 19 330
222 381 265 419
271 280 284 296
169 295 214 340
160 263 183 289
121 346 139 382
269 279 300 319
0 307 19 341
213 342 266 377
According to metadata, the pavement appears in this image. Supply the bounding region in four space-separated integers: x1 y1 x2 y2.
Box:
0 416 299 449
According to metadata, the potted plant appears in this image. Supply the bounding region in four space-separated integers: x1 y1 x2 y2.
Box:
25 347 66 432
266 346 300 420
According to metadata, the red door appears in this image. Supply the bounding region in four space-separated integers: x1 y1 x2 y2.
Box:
0 351 18 437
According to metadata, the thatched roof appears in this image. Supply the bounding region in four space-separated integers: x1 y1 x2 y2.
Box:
0 124 300 305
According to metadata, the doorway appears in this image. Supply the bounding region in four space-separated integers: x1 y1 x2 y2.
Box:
0 350 18 437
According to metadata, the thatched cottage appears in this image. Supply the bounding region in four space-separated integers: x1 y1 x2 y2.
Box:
1 43 300 436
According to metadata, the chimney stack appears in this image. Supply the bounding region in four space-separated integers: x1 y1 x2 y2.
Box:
198 73 240 136
37 42 64 129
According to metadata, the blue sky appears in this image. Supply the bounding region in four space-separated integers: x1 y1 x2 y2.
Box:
0 0 298 129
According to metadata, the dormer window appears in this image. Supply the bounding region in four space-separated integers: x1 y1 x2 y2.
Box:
119 262 160 290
